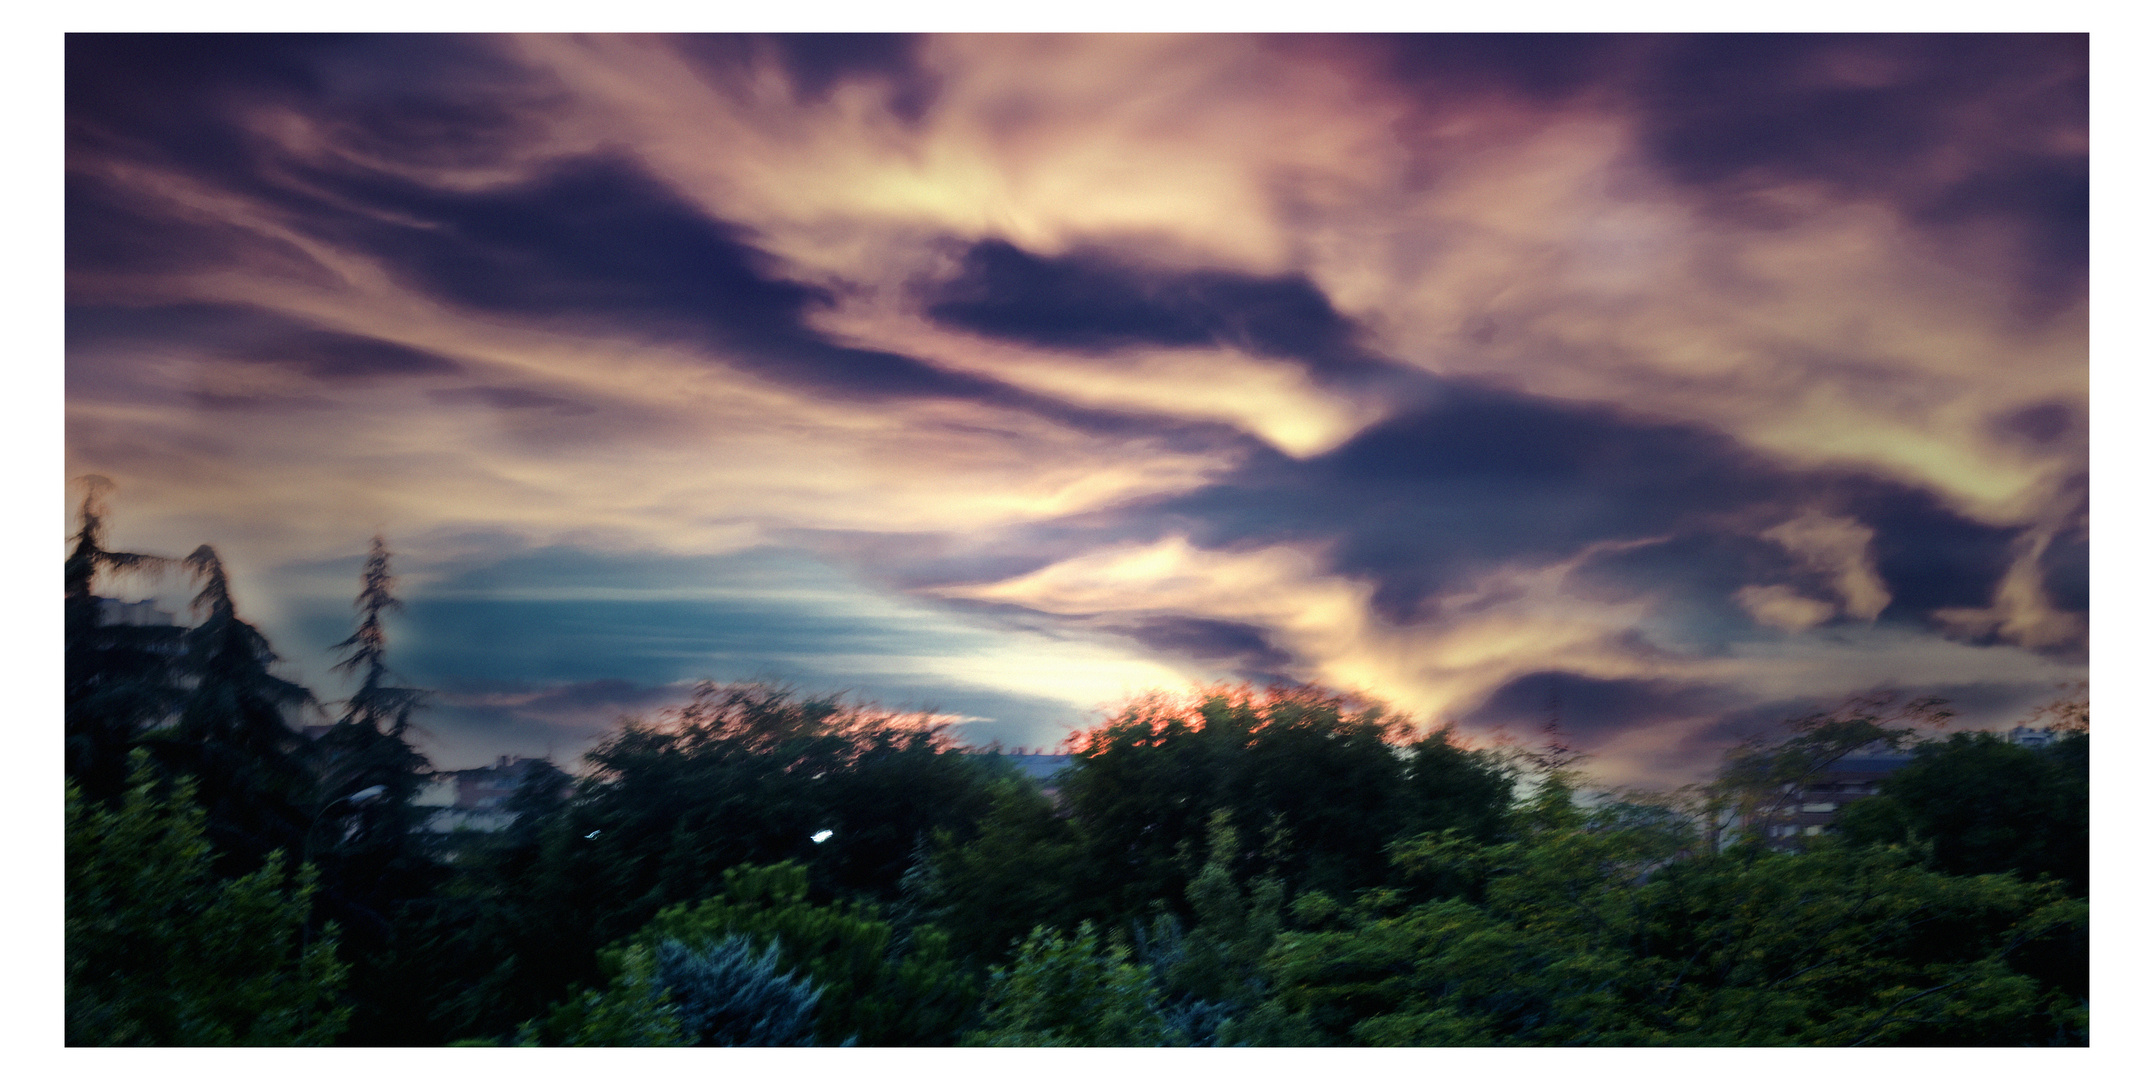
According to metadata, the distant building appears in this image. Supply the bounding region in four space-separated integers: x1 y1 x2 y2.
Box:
2006 725 2058 750
425 755 553 833
1753 725 2067 848
1755 753 1913 849
95 597 175 626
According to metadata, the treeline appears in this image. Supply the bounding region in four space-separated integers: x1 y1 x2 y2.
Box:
63 485 2089 1046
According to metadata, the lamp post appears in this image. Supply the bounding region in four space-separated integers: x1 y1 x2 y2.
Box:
307 784 387 852
299 785 385 949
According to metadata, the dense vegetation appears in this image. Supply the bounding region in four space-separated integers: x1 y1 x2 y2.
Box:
63 484 2090 1046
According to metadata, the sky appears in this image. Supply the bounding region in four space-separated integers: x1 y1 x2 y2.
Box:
63 33 2089 786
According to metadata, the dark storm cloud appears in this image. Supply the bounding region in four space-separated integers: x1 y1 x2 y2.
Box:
1120 616 1298 684
1842 488 2022 615
1021 379 2057 643
2040 519 2089 618
1460 672 1742 742
1627 34 2086 302
670 33 940 123
926 239 1391 382
1377 32 1635 103
1991 400 2081 448
1145 385 1801 620
67 33 340 178
1359 32 2090 310
260 153 1234 421
67 34 530 180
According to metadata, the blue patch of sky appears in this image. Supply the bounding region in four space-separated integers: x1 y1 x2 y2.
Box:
278 544 1163 754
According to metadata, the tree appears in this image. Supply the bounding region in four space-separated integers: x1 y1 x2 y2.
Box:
314 538 437 892
962 922 1175 1046
928 776 1089 965
312 537 451 1043
653 936 827 1046
526 861 977 1045
1401 723 1517 846
1258 802 2085 1046
64 477 183 802
1059 685 1442 920
547 682 1002 945
138 544 320 869
1138 809 1286 1045
521 934 832 1047
68 753 349 1045
617 861 978 1045
1840 730 2088 896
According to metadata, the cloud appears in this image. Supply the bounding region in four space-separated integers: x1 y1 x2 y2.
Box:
941 534 1675 725
1761 512 1891 620
1933 522 2086 649
1734 585 1837 633
65 34 2085 787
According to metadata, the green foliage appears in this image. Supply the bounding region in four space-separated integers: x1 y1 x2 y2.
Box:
1841 730 2088 895
1402 724 1517 843
656 936 825 1045
928 777 1088 964
564 682 1004 931
411 683 1007 1042
67 754 350 1045
1127 810 1289 1045
1155 812 1281 1003
1260 804 2086 1046
571 861 978 1045
519 940 688 1047
1060 685 1511 918
963 922 1175 1046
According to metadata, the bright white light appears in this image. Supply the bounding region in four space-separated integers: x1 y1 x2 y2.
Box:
585 830 601 839
811 830 834 844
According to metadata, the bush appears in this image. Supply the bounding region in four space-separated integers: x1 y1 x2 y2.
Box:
67 753 349 1045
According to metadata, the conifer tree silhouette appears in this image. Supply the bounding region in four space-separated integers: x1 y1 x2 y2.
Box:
318 536 436 862
64 477 183 801
159 543 318 867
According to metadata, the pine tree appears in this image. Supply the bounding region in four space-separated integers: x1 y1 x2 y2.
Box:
311 536 449 1044
655 935 826 1046
148 544 318 868
64 477 183 801
317 535 434 853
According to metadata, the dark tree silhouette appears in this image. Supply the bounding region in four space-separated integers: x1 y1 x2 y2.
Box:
311 536 453 1045
148 544 318 869
64 477 183 802
318 535 435 845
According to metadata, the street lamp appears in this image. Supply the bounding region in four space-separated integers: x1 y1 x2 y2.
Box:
305 785 388 862
300 784 388 949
